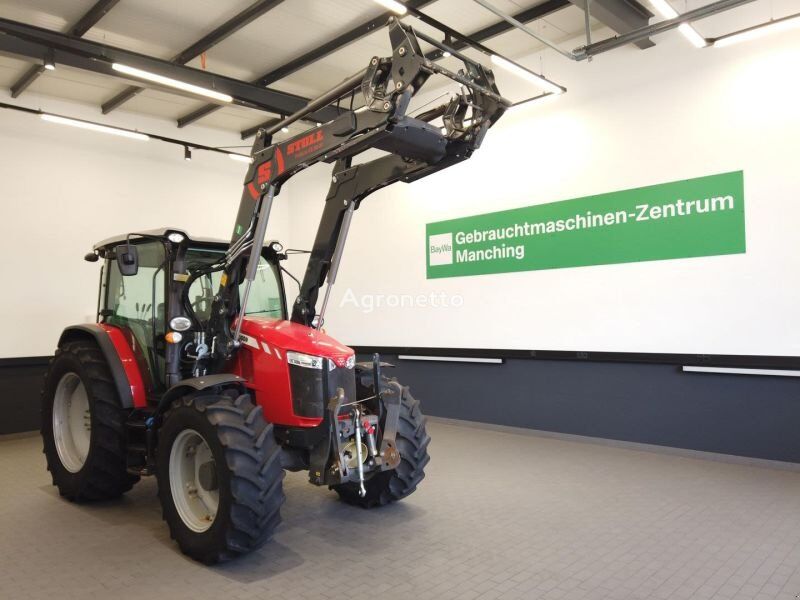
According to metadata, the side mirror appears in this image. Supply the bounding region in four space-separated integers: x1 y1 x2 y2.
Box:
84 252 99 262
118 244 139 276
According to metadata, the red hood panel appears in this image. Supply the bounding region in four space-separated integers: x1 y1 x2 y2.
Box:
239 317 354 367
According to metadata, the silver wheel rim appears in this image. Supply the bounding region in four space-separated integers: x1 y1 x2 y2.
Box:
52 372 91 473
169 429 219 533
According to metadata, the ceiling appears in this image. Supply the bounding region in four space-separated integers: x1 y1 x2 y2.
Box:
0 0 601 135
0 0 791 138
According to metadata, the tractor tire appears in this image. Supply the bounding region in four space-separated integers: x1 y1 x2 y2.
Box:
156 390 285 564
334 376 430 508
41 339 138 501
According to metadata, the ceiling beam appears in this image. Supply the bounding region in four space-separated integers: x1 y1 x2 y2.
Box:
568 0 655 49
253 0 436 88
426 0 570 61
9 0 119 98
574 0 755 58
69 0 120 37
9 64 45 99
101 0 285 115
240 117 282 141
0 17 342 122
177 0 437 129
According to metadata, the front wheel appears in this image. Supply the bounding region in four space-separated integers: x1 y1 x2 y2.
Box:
156 390 284 564
334 378 430 508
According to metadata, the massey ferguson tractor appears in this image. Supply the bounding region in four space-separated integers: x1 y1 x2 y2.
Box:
40 19 508 563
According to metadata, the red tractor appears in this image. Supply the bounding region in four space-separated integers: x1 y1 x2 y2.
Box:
40 19 508 563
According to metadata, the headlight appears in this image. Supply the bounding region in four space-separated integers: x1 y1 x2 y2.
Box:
345 355 355 369
169 316 192 331
287 351 328 370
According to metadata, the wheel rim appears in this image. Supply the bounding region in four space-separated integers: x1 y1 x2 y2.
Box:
52 372 91 473
169 429 219 533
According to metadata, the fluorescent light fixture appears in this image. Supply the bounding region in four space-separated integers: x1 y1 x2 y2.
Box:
510 92 560 110
650 0 707 47
678 23 708 48
650 0 679 18
714 13 800 48
490 54 563 95
372 0 407 15
40 114 149 141
111 63 233 103
228 153 252 163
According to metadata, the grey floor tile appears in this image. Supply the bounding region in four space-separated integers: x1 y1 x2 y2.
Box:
3 421 800 599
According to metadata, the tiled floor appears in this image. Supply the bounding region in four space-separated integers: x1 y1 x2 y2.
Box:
3 421 800 600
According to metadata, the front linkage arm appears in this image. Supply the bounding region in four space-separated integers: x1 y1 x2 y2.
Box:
205 17 509 366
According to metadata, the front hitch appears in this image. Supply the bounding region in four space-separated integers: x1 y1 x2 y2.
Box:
307 356 401 487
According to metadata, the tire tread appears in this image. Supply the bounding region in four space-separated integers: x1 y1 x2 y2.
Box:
157 391 284 564
41 339 138 501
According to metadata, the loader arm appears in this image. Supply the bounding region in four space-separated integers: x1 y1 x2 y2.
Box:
205 17 510 364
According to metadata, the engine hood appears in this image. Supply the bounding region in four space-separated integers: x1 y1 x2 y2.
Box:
239 317 354 368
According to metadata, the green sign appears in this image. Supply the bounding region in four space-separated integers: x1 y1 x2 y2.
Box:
426 171 746 279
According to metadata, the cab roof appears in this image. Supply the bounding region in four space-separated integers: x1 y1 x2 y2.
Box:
93 228 229 251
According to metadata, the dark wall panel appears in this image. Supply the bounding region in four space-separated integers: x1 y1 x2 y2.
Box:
361 354 800 464
0 358 48 435
4 353 798 465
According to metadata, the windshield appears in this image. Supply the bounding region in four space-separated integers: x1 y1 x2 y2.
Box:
185 247 285 322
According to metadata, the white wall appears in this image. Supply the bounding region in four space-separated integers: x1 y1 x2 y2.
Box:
284 17 800 356
0 92 290 358
3 7 799 359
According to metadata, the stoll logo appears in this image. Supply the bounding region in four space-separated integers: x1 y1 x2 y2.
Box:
428 233 453 266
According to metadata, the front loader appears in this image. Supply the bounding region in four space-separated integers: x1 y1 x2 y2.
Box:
40 18 509 563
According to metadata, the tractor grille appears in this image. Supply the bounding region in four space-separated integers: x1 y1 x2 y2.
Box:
289 363 356 419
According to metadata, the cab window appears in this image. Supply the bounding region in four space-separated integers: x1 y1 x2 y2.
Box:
184 248 284 322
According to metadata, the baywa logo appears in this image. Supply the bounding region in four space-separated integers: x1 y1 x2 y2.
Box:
428 233 453 266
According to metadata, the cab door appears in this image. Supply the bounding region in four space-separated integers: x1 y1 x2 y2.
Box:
103 241 168 397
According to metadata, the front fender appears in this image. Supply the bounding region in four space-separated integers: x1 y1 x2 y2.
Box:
157 374 248 414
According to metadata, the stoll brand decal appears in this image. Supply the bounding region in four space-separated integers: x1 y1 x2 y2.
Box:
426 171 746 279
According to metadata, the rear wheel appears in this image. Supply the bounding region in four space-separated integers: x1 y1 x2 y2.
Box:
41 339 138 501
334 377 430 508
156 390 284 564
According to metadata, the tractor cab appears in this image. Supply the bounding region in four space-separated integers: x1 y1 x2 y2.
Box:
90 228 287 399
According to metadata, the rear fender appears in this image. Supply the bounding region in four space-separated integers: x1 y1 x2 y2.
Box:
58 324 146 409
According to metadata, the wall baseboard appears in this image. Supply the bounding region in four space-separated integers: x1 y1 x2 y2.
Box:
0 431 38 442
0 356 51 367
682 365 800 377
